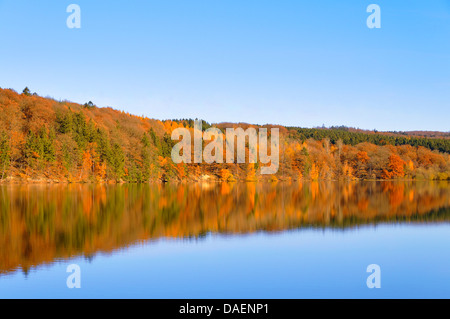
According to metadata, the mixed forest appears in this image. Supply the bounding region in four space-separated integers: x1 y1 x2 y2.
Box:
0 87 449 183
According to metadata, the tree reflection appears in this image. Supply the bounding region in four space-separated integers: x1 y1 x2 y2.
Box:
0 181 449 275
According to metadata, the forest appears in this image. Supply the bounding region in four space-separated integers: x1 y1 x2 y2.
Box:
0 87 449 183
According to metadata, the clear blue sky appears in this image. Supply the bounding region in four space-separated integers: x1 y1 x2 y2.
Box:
0 0 449 131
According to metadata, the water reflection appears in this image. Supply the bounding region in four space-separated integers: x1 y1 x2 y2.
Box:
0 181 449 275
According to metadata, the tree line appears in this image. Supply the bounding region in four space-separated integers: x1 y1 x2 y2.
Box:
0 87 449 182
289 127 450 154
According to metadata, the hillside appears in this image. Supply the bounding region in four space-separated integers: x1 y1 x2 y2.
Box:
0 87 449 183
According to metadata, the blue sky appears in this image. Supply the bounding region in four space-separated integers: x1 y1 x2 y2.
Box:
0 0 449 131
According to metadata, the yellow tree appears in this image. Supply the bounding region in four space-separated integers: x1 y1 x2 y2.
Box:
310 163 319 180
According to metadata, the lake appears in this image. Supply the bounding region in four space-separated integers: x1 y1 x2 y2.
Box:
0 181 449 298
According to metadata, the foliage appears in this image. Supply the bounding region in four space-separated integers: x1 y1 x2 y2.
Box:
0 88 449 182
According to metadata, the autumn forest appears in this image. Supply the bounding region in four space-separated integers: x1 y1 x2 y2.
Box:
0 87 449 183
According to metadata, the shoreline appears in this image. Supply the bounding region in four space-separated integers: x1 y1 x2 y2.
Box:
0 177 447 185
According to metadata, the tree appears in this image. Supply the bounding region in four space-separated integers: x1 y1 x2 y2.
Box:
334 139 344 178
245 163 257 182
141 133 150 148
342 161 353 179
355 151 370 179
310 163 319 180
0 132 10 179
22 87 31 96
42 128 56 162
108 144 125 181
220 168 234 182
83 101 95 109
356 151 370 164
56 111 73 134
59 134 78 175
160 133 174 158
299 147 311 176
388 154 405 178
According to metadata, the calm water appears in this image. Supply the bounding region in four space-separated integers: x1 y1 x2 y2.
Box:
0 181 449 298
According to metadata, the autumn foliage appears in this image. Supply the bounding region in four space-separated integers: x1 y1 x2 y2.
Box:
0 87 449 183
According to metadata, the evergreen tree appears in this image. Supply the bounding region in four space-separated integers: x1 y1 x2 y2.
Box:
161 133 174 158
108 144 125 181
0 132 10 179
22 87 31 96
56 111 73 134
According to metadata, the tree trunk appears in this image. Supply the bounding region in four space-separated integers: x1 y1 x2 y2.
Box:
1 162 6 180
